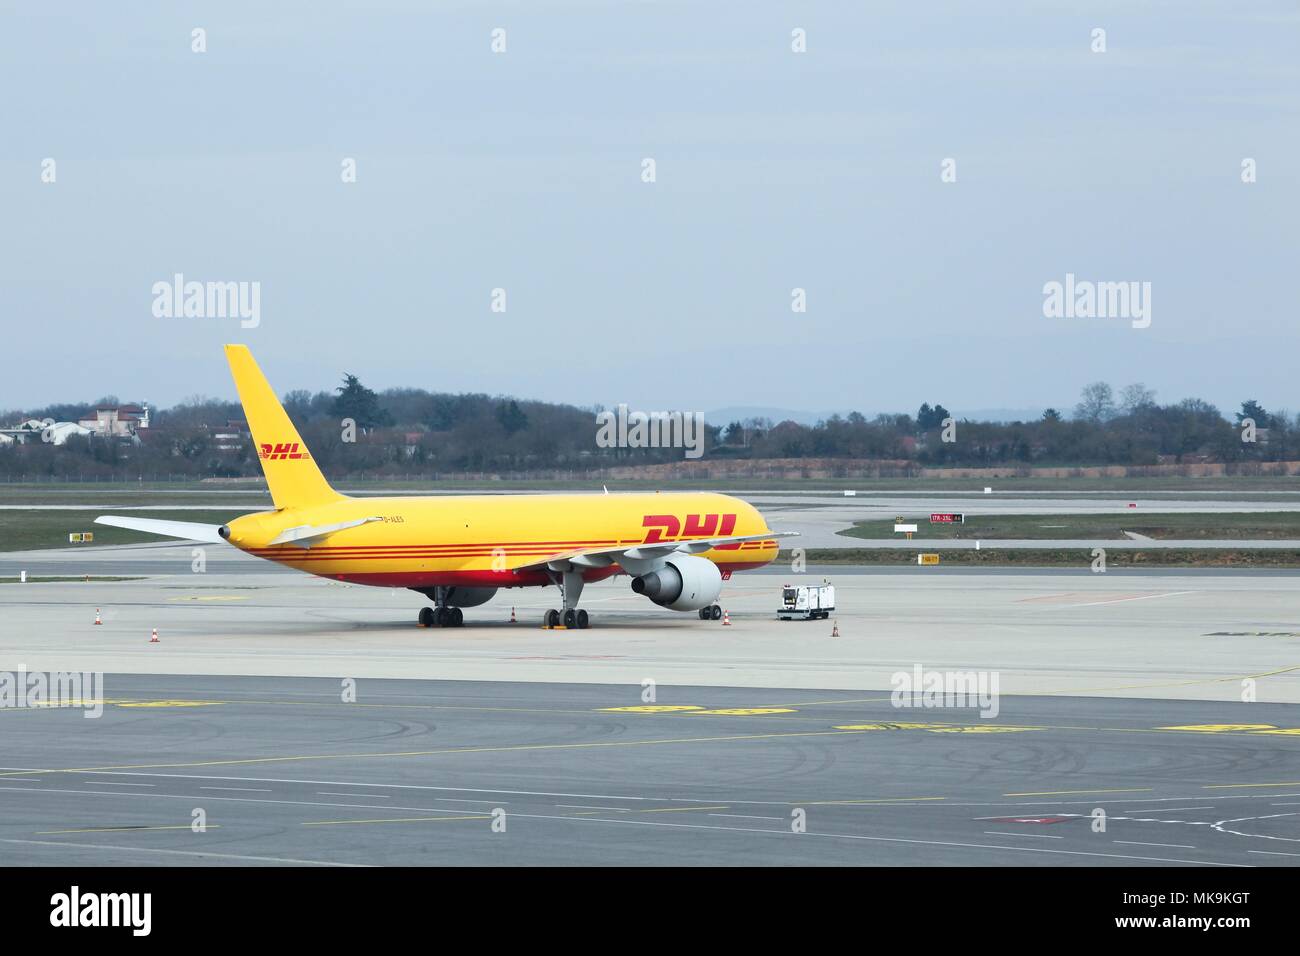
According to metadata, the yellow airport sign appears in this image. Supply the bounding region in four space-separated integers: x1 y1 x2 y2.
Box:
917 553 940 566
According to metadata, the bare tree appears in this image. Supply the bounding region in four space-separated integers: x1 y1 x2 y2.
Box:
1074 382 1115 423
1119 383 1156 414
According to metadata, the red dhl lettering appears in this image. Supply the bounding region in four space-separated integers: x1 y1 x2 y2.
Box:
642 513 737 544
259 442 311 461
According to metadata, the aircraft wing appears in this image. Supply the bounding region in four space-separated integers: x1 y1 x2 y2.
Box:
510 530 798 573
94 515 228 543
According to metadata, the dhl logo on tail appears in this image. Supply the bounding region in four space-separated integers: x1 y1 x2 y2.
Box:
259 442 311 461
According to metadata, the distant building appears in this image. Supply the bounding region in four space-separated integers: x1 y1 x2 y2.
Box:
78 404 150 438
214 419 250 451
0 419 93 445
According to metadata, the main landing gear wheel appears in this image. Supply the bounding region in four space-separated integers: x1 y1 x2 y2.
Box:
420 606 464 628
699 604 722 621
544 608 590 629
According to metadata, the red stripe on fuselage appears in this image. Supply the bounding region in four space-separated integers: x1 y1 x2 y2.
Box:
319 560 774 589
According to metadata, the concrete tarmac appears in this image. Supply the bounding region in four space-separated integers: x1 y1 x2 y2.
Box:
3 562 1300 701
1 676 1298 867
4 538 1300 866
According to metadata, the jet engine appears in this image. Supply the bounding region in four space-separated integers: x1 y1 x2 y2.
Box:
630 555 722 611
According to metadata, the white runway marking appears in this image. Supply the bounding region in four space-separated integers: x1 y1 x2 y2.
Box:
1063 591 1194 608
984 831 1063 839
0 784 496 817
93 782 156 787
317 791 389 799
509 812 1249 866
0 838 364 867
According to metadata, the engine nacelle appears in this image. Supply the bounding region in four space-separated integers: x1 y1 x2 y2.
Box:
444 586 497 608
630 555 722 612
413 586 498 608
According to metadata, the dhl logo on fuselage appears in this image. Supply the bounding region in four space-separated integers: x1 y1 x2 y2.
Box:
642 513 740 546
259 442 311 461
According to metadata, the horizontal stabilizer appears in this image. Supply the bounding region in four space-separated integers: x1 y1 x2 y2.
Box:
94 515 227 543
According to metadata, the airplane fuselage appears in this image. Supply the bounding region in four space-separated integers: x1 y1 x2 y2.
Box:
223 491 780 589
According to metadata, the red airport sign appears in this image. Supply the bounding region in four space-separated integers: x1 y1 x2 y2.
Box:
929 513 964 524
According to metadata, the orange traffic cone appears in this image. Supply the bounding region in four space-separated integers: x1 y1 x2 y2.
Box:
93 608 102 625
722 609 731 626
510 606 517 623
149 628 159 644
831 619 840 638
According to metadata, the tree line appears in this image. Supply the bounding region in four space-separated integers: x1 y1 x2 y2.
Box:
0 377 1292 479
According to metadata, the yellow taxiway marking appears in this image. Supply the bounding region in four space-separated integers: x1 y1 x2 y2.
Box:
1018 663 1300 697
166 595 248 602
302 815 488 827
27 699 119 708
927 726 1042 734
0 728 875 777
833 722 1041 733
37 824 221 834
1251 728 1300 736
21 699 221 710
116 701 223 709
1158 724 1278 733
806 797 947 805
599 705 705 713
833 722 953 731
1004 788 1154 797
1202 781 1300 790
572 804 730 816
757 696 894 707
641 805 730 813
599 705 798 717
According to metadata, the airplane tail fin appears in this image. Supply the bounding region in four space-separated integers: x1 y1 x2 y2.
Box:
224 344 343 510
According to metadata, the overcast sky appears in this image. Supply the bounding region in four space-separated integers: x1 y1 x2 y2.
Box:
2 1 1297 420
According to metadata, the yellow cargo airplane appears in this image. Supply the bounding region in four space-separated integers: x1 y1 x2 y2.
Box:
96 345 794 629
